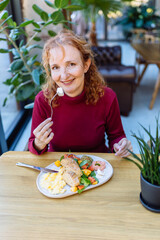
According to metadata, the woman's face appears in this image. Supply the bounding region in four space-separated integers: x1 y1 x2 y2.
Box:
49 44 91 97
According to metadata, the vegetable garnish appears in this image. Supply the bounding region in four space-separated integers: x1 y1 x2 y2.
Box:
95 163 100 166
60 155 64 161
79 160 88 168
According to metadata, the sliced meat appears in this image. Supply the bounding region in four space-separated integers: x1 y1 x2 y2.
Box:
62 171 80 187
61 158 82 177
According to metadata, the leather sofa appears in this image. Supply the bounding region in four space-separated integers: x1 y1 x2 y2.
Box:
92 46 136 116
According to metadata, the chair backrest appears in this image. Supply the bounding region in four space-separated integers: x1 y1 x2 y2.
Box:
144 34 156 43
91 46 122 67
131 28 147 40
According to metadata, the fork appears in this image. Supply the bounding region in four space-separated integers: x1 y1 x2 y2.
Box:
50 92 58 119
50 87 64 119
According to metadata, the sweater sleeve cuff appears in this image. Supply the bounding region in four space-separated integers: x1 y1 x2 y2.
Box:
110 135 126 153
28 140 48 155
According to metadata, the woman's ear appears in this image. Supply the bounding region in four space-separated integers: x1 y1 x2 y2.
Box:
84 58 91 73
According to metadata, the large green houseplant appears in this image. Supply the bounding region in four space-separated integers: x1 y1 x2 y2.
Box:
114 4 160 39
124 118 160 212
72 0 133 45
0 0 82 106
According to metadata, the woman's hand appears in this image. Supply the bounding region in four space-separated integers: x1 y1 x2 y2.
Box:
33 118 54 151
113 138 132 157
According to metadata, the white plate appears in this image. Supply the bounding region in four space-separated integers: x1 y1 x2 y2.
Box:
36 155 113 198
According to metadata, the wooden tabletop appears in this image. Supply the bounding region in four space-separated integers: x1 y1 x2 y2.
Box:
131 42 160 64
0 151 159 240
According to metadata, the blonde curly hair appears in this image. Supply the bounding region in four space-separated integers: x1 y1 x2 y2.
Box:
42 30 105 107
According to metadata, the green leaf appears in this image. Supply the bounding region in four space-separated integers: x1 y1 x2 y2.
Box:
33 37 41 41
123 157 143 170
44 0 55 8
3 77 12 86
33 29 41 33
32 21 40 28
0 37 7 41
64 5 84 11
32 4 43 16
90 171 96 177
0 0 10 11
11 73 20 86
24 102 34 109
40 73 46 85
40 11 49 22
20 45 27 53
80 175 91 187
51 10 64 22
11 48 20 57
0 10 8 19
31 69 40 85
7 18 16 27
79 160 88 167
0 15 12 27
10 59 24 72
19 20 34 27
27 44 42 51
43 20 53 27
60 155 64 161
19 40 24 47
48 30 56 37
3 97 8 107
16 84 35 101
22 73 32 81
0 48 10 53
55 0 69 8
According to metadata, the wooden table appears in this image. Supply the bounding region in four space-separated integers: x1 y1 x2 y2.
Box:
0 151 159 240
131 42 160 109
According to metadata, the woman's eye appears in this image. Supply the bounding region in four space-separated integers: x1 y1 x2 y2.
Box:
69 63 76 67
52 66 59 70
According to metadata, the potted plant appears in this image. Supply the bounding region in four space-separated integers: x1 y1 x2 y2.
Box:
0 0 82 107
72 0 133 46
124 118 160 212
114 4 160 39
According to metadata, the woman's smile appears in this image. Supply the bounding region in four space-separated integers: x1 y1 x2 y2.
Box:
61 78 75 85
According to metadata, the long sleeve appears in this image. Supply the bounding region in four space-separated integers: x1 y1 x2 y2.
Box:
105 91 126 152
28 92 50 155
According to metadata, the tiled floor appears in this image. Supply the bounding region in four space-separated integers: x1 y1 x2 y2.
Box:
5 42 160 153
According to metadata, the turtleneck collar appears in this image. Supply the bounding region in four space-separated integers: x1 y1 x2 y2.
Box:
59 89 86 104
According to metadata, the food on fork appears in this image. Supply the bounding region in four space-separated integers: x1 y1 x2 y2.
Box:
57 87 64 96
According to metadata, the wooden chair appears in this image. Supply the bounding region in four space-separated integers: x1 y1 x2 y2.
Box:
135 34 156 86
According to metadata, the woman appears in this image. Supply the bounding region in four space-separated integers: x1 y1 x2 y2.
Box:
28 30 132 157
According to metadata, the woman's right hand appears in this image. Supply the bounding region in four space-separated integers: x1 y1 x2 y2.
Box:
33 118 54 151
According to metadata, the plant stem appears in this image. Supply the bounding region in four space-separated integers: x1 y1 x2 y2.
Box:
25 31 39 48
2 28 32 74
26 23 47 48
16 79 33 91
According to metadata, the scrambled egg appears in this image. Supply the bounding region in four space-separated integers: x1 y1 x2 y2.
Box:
40 168 66 195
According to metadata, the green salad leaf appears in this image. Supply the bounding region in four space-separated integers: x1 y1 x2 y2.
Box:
60 155 64 161
79 160 88 167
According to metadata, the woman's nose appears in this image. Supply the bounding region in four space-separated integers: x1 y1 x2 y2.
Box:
61 68 69 79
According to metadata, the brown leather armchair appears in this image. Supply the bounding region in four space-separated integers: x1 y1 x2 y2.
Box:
92 46 136 116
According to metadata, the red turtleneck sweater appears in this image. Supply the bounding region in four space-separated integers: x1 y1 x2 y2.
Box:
28 87 126 155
